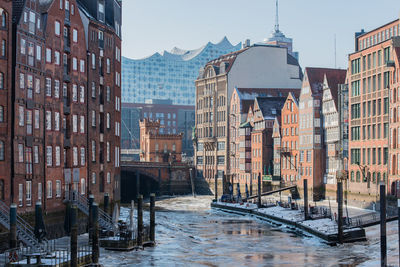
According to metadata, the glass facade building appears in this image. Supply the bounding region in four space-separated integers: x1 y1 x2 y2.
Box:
122 37 241 105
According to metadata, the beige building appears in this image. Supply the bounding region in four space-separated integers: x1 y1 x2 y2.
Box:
193 44 302 185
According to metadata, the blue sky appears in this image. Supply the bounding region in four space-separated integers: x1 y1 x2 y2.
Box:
121 0 400 69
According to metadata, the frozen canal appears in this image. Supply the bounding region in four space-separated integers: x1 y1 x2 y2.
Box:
99 196 398 267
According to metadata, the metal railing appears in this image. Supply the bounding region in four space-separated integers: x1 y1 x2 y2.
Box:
4 244 92 266
0 201 48 252
74 192 114 232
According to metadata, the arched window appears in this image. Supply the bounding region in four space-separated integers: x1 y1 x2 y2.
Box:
392 155 396 175
377 172 381 184
356 171 360 182
372 172 376 184
0 140 4 161
393 128 397 149
172 144 176 152
155 143 159 151
351 171 354 182
1 11 6 28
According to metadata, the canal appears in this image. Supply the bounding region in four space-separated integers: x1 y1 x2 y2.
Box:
99 196 395 267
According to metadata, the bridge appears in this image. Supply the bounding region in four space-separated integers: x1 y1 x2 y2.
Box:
121 161 194 203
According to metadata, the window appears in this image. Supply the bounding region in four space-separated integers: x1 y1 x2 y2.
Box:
54 80 60 98
34 110 40 129
27 75 33 98
1 40 5 57
38 183 42 201
19 106 24 126
46 48 51 63
26 110 32 135
35 78 40 94
80 116 85 133
60 0 63 9
73 29 78 42
106 142 110 162
56 180 61 197
73 115 77 133
91 141 96 162
107 172 111 184
91 110 96 126
55 21 60 35
33 145 39 164
92 172 96 184
72 57 77 71
351 148 361 165
0 141 4 161
79 86 85 103
80 59 85 73
115 147 120 167
106 113 110 129
20 73 25 89
47 181 52 198
0 106 3 122
55 146 60 166
46 78 51 97
54 51 60 65
115 96 120 111
92 53 96 69
91 82 96 98
0 73 3 89
72 84 77 101
73 147 78 166
80 178 85 195
21 39 26 54
106 58 110 73
18 184 23 206
46 146 52 166
106 86 110 102
80 147 85 166
115 122 120 136
45 111 52 130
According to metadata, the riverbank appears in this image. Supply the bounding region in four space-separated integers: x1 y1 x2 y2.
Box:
211 201 366 244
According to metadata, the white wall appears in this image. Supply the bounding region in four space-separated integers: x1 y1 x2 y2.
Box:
227 46 302 101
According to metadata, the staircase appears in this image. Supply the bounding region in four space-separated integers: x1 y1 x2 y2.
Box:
0 201 48 251
75 193 115 232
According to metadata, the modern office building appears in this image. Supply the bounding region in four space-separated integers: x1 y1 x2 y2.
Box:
121 37 242 106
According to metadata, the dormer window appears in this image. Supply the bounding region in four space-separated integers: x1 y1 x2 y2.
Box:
98 3 105 22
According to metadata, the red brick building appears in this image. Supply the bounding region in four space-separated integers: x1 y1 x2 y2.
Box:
348 18 399 200
12 0 47 212
79 0 122 203
298 68 345 200
251 97 286 186
278 93 300 186
139 119 183 163
0 1 12 206
2 0 121 214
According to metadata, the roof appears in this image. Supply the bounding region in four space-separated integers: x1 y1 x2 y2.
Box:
304 67 346 95
324 70 347 110
38 0 54 13
255 97 287 120
12 0 26 23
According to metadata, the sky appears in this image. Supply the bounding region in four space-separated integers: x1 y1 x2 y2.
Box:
121 0 400 69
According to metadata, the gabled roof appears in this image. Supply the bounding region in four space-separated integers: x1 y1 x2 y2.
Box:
323 70 347 110
272 117 281 138
38 0 54 13
255 97 286 120
304 67 346 95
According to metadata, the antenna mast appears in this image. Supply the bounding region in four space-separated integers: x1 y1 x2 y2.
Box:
275 0 279 32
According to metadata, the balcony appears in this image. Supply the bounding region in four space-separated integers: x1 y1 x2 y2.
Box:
64 40 71 54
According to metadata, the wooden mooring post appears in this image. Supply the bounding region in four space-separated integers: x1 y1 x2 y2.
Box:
304 179 308 221
214 174 218 202
9 204 17 249
92 203 99 264
337 181 343 243
70 204 78 267
137 195 143 247
150 193 156 244
380 183 386 267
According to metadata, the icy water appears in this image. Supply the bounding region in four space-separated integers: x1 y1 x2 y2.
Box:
99 196 397 267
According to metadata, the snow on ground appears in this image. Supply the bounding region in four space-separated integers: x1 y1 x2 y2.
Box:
216 201 258 210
